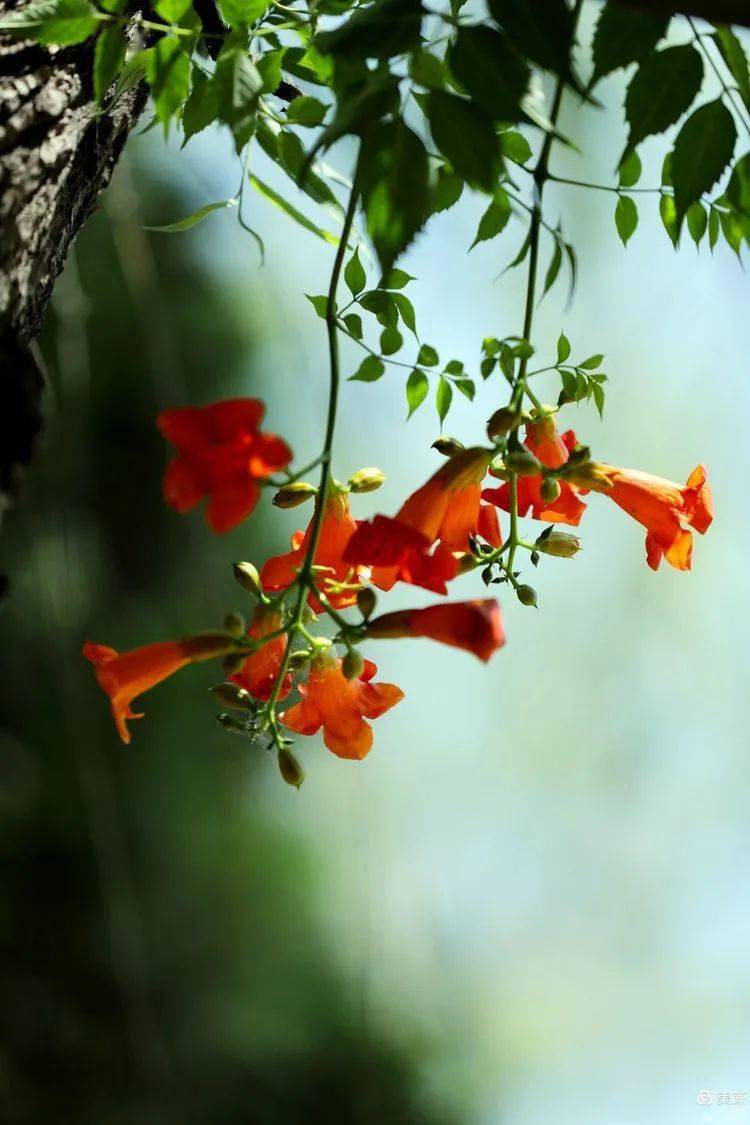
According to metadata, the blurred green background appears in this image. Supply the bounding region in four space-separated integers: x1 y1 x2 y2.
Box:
2 8 750 1123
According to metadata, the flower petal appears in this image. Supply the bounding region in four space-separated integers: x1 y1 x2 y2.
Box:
205 478 260 533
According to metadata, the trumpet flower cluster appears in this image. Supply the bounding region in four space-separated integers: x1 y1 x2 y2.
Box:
84 393 713 786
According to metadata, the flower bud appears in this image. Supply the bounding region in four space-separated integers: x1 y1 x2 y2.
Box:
504 448 542 477
563 461 613 492
272 482 317 509
210 682 253 709
535 531 581 558
278 746 304 788
222 652 247 677
224 612 246 636
539 477 561 504
515 584 538 607
348 466 386 493
289 648 312 669
342 649 365 680
233 561 261 595
486 407 523 441
356 587 377 619
216 712 248 736
488 456 509 481
432 437 464 457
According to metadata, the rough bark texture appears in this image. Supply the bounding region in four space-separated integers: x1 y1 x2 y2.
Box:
0 2 144 519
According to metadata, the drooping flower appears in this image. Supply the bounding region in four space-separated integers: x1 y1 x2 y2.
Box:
230 606 291 701
345 447 497 594
602 462 713 570
83 633 238 744
483 425 586 527
365 599 505 662
280 656 403 760
157 398 292 533
261 486 366 610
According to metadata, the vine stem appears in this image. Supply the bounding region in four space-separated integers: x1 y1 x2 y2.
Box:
504 0 584 580
263 155 362 737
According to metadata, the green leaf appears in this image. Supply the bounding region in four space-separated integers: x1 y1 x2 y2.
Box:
727 153 750 216
315 0 424 60
249 175 337 244
624 45 703 155
155 0 192 20
257 47 286 94
406 368 428 417
342 313 363 339
359 290 397 326
144 38 191 132
557 333 571 364
213 39 263 149
713 28 750 111
659 193 679 247
661 152 673 187
360 120 429 274
470 191 511 249
306 294 329 318
392 293 418 336
431 167 464 213
0 0 99 44
182 70 219 142
409 48 445 90
449 25 529 122
671 99 737 223
686 200 707 246
719 207 745 257
379 268 413 289
500 129 532 164
615 195 638 245
216 0 268 26
380 325 403 355
541 237 563 299
618 150 642 189
286 95 328 126
591 381 605 418
344 249 367 297
94 23 126 102
418 343 439 367
579 354 604 370
436 377 453 424
350 356 385 382
444 359 463 375
591 4 669 83
426 91 500 192
454 378 475 400
708 205 720 250
145 199 236 232
487 0 579 89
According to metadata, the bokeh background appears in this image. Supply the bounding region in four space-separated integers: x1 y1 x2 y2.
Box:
2 7 749 1123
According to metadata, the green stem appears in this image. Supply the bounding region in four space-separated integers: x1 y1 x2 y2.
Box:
263 156 362 734
504 0 583 579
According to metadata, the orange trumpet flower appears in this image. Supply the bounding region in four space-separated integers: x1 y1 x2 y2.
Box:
230 607 292 702
158 398 292 533
83 633 238 743
365 599 505 662
603 462 713 570
280 656 403 760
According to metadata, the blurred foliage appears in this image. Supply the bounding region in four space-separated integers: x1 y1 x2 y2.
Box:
0 160 455 1125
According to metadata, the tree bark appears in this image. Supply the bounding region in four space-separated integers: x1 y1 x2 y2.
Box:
0 3 144 533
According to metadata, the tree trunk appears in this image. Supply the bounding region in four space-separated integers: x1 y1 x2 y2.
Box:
0 4 144 541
